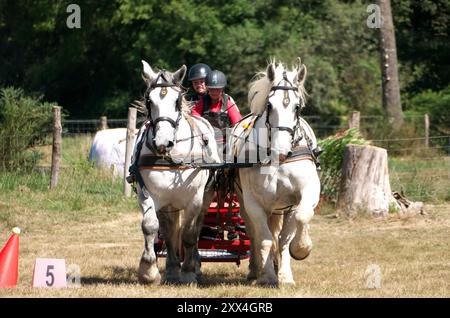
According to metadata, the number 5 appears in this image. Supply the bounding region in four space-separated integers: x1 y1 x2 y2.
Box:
46 265 55 286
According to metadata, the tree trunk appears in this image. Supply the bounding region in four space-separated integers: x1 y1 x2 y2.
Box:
337 144 394 217
378 0 404 128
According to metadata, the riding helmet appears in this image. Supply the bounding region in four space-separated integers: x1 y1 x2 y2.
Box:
206 70 227 88
188 63 211 81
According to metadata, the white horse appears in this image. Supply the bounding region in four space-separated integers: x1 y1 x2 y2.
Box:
133 60 220 285
89 128 137 178
230 59 321 286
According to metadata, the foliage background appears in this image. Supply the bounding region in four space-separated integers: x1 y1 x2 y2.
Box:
0 87 54 170
0 0 448 120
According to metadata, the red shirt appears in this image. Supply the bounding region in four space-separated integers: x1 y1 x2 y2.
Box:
192 95 242 125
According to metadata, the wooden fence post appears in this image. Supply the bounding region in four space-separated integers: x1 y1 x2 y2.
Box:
50 106 62 189
124 107 137 197
424 114 429 148
100 116 108 130
348 111 360 130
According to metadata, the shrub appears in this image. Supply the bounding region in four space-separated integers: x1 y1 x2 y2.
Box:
0 87 55 171
406 85 450 136
317 128 368 204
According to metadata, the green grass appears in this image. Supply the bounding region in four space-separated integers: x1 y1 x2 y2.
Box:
389 156 450 203
0 135 137 231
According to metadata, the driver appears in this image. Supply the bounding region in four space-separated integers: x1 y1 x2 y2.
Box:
192 70 243 241
186 63 211 102
192 70 242 140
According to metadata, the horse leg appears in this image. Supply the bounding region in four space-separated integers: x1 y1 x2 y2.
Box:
180 194 204 284
268 213 283 275
277 211 297 285
243 193 278 287
234 182 258 282
289 184 319 260
192 185 215 277
159 208 182 284
137 190 161 285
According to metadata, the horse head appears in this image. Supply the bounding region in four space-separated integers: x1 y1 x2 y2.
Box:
249 58 308 162
141 60 187 155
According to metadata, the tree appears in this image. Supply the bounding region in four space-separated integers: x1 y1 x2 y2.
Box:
378 0 404 127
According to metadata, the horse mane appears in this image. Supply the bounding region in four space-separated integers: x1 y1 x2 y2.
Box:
248 59 308 115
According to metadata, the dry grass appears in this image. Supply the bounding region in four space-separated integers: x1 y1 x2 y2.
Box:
0 204 448 298
0 135 448 297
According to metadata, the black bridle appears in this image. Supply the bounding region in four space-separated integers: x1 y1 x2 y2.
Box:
145 71 184 150
265 71 303 152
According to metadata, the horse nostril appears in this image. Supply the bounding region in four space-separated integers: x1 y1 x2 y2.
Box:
167 141 174 148
287 151 292 157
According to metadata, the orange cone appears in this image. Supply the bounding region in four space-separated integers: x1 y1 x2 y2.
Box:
0 227 20 288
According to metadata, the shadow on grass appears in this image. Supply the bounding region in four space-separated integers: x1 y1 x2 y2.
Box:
81 265 253 288
81 266 138 285
197 271 249 288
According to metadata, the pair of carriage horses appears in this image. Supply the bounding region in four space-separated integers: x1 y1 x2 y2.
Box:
132 58 321 287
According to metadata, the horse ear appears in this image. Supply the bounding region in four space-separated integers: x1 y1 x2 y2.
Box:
295 64 307 86
267 63 275 82
295 57 302 69
172 65 187 85
141 60 157 83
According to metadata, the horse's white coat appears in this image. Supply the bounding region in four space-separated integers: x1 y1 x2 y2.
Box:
231 60 321 286
136 61 220 285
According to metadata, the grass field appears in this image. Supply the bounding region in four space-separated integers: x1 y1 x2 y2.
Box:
0 135 449 297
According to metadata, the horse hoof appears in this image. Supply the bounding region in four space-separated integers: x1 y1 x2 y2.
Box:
278 277 296 286
256 279 279 288
195 265 203 277
180 272 198 285
162 275 181 285
280 280 296 287
289 244 312 261
138 260 161 285
246 271 258 282
138 273 161 285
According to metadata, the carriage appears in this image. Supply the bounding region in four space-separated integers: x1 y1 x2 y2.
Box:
152 127 252 265
153 191 251 265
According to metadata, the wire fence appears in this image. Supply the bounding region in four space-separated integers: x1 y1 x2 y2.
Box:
61 115 450 155
1 114 448 201
63 119 128 135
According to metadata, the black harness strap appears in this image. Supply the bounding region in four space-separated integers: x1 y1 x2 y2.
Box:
129 126 148 194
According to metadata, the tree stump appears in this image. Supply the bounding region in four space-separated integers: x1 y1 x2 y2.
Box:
337 144 394 217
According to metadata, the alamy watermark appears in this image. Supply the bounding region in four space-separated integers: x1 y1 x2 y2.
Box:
170 127 302 174
66 4 81 29
66 263 81 288
365 264 382 289
366 4 382 29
